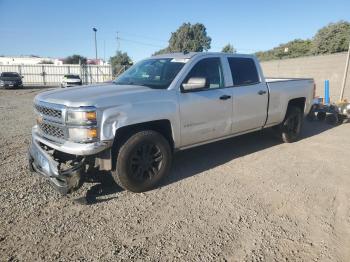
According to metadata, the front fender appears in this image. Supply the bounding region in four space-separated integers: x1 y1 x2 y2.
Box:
100 101 180 148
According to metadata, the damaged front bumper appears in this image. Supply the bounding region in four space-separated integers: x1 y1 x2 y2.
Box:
28 127 113 195
28 138 85 195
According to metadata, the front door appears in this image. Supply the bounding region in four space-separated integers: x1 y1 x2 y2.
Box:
178 57 233 147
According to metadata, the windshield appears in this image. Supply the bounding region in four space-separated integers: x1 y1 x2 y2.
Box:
64 74 80 79
114 58 186 89
1 72 19 77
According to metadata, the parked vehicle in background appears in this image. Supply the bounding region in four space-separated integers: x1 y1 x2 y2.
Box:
0 72 23 88
28 52 315 195
60 74 82 88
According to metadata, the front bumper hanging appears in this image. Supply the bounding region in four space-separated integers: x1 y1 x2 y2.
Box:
28 138 85 195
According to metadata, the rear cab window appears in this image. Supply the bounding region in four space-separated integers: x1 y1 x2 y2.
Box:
227 57 260 86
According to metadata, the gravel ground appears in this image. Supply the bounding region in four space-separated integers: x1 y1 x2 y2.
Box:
0 87 350 262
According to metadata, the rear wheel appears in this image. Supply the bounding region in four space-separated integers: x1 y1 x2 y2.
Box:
112 130 172 192
326 113 339 125
275 106 303 143
317 112 326 121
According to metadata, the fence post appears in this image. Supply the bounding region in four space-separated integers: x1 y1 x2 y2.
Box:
340 42 350 101
42 65 47 86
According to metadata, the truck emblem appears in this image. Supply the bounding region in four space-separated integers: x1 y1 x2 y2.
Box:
36 115 44 124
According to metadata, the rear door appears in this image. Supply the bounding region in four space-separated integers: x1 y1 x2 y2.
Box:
227 57 268 134
178 57 233 147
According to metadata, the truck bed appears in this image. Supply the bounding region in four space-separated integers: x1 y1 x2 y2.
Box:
264 77 314 127
266 77 313 83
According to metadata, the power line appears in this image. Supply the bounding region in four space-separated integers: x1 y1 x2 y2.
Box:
116 31 168 44
115 31 259 53
118 37 166 48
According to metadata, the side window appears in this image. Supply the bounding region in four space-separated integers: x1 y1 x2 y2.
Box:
184 58 224 89
228 57 260 86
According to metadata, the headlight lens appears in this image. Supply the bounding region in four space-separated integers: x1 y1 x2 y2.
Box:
67 107 97 125
66 107 98 143
68 127 98 143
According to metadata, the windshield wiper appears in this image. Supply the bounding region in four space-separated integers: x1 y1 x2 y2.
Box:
113 81 151 87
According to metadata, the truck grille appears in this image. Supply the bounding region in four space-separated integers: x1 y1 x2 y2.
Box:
38 122 65 139
34 102 66 141
35 104 62 119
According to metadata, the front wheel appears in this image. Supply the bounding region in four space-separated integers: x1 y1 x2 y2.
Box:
112 130 172 192
275 106 303 143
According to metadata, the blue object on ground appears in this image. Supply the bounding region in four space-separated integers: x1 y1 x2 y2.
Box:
324 80 330 104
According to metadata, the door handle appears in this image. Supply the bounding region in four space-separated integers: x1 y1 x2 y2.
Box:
258 90 267 95
219 95 231 100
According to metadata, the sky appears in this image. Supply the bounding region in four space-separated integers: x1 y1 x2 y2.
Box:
0 0 349 62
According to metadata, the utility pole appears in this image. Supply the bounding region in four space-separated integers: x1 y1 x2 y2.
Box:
116 31 120 53
340 41 350 101
103 40 106 64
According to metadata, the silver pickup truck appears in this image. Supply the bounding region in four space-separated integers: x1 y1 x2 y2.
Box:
28 52 314 194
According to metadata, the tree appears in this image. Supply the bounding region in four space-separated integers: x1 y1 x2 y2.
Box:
312 21 350 54
221 43 236 53
255 39 313 61
154 22 211 55
63 54 87 64
109 51 132 76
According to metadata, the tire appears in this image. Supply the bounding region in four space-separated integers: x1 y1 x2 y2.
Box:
112 130 172 193
275 106 303 143
326 113 339 125
337 114 346 124
317 112 326 121
306 110 315 122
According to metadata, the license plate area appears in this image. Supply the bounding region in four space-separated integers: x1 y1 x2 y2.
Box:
34 150 51 175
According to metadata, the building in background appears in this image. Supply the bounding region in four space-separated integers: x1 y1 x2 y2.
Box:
0 56 108 66
86 58 108 65
0 56 63 65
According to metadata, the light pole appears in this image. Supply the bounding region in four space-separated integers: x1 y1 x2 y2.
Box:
92 27 98 61
92 27 98 83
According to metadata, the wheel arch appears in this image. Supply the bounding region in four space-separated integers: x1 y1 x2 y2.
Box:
111 119 174 170
285 97 306 118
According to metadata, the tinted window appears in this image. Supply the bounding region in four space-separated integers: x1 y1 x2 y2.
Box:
1 72 19 77
228 57 260 85
184 58 224 89
64 74 80 79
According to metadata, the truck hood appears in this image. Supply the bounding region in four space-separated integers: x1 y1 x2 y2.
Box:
35 83 157 108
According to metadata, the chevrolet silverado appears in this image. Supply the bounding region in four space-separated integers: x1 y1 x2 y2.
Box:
28 52 314 194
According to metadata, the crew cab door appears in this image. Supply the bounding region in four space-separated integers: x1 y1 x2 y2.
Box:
227 57 268 134
178 57 233 147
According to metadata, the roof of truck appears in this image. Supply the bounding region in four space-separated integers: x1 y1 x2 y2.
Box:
152 52 255 59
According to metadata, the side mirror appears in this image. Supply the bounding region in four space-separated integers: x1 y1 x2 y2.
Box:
182 77 207 92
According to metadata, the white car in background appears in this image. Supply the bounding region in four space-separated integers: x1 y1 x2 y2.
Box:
60 74 82 88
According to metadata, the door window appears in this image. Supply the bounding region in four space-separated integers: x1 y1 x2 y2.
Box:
183 58 224 89
228 57 260 86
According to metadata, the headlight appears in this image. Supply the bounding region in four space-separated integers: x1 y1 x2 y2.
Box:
66 107 97 125
68 127 98 143
66 107 98 143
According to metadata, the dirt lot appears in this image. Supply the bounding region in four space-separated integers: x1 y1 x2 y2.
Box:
0 87 350 262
